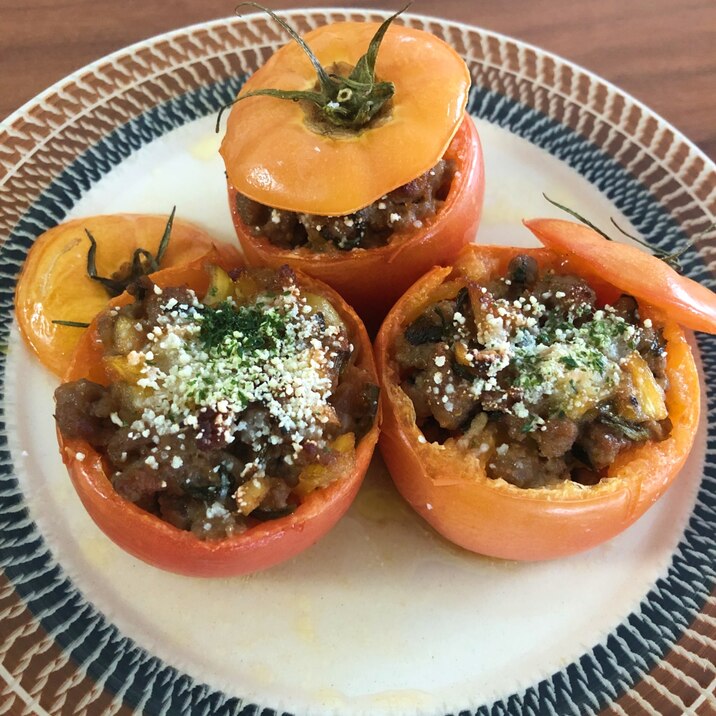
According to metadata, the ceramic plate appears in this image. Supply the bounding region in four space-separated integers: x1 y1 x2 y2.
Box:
1 9 715 716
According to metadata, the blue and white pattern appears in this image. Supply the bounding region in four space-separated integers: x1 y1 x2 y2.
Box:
0 11 714 716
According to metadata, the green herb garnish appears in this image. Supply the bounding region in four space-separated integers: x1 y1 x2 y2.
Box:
520 415 541 433
199 300 287 354
600 413 650 441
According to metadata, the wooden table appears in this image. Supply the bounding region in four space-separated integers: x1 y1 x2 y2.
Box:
2 0 714 161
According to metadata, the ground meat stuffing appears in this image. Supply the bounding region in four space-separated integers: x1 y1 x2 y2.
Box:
395 255 672 488
55 267 378 539
235 159 454 251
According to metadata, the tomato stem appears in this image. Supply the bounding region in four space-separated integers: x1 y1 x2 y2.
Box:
542 194 614 242
85 206 177 297
217 3 410 133
51 320 91 328
542 193 699 271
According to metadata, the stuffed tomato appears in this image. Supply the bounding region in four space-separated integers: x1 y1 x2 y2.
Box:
220 11 484 332
375 226 703 560
55 251 380 576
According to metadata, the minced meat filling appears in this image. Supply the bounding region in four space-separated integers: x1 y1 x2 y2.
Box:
55 267 378 539
235 159 454 251
395 255 671 488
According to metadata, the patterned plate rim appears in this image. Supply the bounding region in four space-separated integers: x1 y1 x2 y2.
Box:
2 8 713 173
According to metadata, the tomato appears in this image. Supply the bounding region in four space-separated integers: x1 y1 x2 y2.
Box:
524 218 716 334
228 115 484 334
15 213 236 377
57 251 380 577
220 20 471 215
219 14 483 334
375 242 701 561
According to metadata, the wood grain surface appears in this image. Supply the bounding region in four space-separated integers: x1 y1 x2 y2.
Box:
2 0 714 160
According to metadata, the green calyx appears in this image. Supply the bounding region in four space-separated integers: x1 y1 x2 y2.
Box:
86 207 176 297
217 3 409 133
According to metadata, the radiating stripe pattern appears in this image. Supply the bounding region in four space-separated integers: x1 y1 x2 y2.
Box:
0 9 714 716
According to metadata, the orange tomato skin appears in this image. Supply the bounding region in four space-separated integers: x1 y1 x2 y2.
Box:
220 21 471 215
57 251 380 577
228 115 484 335
524 218 716 334
375 245 700 561
15 214 236 377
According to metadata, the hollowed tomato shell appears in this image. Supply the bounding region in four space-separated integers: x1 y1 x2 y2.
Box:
57 250 380 577
228 114 484 334
375 244 700 561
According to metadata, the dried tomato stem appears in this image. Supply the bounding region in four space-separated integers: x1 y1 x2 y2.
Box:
86 206 177 297
542 193 698 271
52 320 90 328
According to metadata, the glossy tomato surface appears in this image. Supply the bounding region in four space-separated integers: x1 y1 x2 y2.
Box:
525 218 716 334
58 252 380 576
220 20 471 216
375 243 700 561
229 115 484 334
14 213 231 377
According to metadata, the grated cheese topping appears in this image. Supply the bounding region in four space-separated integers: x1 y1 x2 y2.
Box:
122 279 349 480
449 288 644 424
